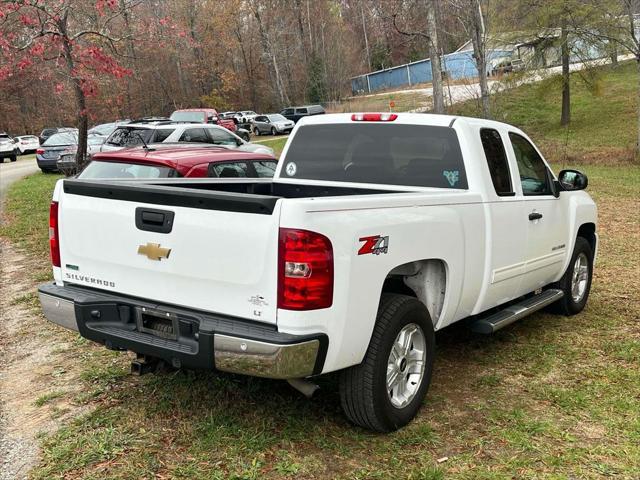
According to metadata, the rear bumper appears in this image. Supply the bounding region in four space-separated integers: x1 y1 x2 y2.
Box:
38 283 327 379
36 156 59 170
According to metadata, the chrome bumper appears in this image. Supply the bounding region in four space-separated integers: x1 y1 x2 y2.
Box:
38 292 78 331
214 335 319 379
38 284 322 379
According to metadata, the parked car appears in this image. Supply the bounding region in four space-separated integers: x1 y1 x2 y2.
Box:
36 130 104 172
252 114 295 136
101 122 273 156
238 110 258 123
38 112 597 432
0 132 17 162
80 145 277 179
280 104 325 123
38 127 75 145
14 135 40 154
170 108 238 132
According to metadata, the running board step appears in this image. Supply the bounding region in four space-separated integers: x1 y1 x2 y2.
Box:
470 289 564 334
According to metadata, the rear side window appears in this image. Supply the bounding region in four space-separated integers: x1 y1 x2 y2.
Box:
296 108 308 114
209 162 248 177
78 161 177 179
282 124 467 189
180 128 210 143
509 133 551 195
253 161 277 177
153 129 175 143
281 109 294 116
480 129 513 196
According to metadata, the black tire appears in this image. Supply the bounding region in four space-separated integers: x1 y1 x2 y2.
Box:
339 294 435 432
253 127 260 136
550 236 594 315
241 132 250 142
10 155 17 162
271 127 277 136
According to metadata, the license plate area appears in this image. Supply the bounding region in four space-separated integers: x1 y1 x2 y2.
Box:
135 307 179 340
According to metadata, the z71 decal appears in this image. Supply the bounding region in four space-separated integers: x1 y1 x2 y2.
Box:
358 235 389 255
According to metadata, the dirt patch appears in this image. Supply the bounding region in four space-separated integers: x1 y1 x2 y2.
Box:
0 240 88 480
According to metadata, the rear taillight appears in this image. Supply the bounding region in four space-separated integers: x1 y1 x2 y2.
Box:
351 113 398 122
278 228 333 310
49 201 60 267
36 148 44 154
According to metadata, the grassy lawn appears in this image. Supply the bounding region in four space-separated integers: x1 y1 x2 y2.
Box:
253 136 289 157
451 61 639 164
1 62 639 479
5 164 639 480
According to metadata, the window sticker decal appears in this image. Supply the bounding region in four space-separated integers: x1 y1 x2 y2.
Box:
443 170 460 187
285 162 297 176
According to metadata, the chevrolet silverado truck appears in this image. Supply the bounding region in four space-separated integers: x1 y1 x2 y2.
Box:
38 113 597 432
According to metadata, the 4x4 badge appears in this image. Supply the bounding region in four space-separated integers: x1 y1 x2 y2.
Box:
138 243 171 261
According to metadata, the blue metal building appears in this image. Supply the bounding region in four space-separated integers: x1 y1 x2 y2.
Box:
351 50 512 95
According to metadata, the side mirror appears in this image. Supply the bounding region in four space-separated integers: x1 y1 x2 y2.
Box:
558 169 588 191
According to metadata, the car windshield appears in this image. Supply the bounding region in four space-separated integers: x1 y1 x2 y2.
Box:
78 161 177 179
106 128 153 147
44 132 78 146
281 124 468 189
90 123 115 136
170 111 205 122
268 114 287 122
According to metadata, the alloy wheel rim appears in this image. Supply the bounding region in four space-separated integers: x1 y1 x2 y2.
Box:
386 323 426 409
571 252 589 303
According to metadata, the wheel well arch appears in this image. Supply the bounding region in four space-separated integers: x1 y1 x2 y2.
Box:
382 259 447 326
577 222 596 253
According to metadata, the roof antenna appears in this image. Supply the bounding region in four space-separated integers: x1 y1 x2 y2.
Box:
133 132 154 152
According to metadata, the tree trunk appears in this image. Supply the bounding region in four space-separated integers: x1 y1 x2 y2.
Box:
636 55 640 156
469 0 489 118
560 19 571 126
59 19 88 170
426 0 445 114
361 2 371 70
253 3 289 106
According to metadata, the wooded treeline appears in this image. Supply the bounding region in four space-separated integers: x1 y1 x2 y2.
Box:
0 0 638 139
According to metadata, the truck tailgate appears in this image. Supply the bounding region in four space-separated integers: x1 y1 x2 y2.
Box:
57 180 281 324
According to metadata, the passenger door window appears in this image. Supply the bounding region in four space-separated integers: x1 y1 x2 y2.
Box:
152 129 175 143
208 128 238 146
180 128 210 143
480 129 513 196
509 133 552 195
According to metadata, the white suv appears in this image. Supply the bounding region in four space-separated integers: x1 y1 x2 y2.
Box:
0 133 17 162
101 121 274 156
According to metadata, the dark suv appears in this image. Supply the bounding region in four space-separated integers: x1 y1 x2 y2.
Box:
279 105 325 123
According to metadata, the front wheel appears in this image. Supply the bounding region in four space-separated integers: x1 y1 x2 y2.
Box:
253 127 260 136
271 127 277 136
339 294 435 432
10 155 17 162
550 236 594 315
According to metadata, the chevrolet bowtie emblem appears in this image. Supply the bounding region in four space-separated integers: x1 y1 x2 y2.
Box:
137 243 171 261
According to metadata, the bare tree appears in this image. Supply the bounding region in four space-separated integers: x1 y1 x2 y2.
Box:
393 0 445 113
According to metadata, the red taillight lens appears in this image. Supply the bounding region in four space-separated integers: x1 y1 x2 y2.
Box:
49 201 61 267
351 113 398 122
278 228 333 310
36 148 44 154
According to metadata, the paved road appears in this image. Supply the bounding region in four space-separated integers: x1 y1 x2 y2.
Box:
0 157 39 220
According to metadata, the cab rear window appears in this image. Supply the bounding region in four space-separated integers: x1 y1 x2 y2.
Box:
282 124 467 189
79 161 178 179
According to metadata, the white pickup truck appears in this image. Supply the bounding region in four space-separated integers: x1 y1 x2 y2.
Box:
39 113 597 432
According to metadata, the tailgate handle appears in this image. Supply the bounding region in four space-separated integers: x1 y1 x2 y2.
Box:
135 207 175 234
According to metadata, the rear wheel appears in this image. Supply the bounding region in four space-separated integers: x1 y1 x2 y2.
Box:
550 236 593 315
339 294 435 432
10 154 17 162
